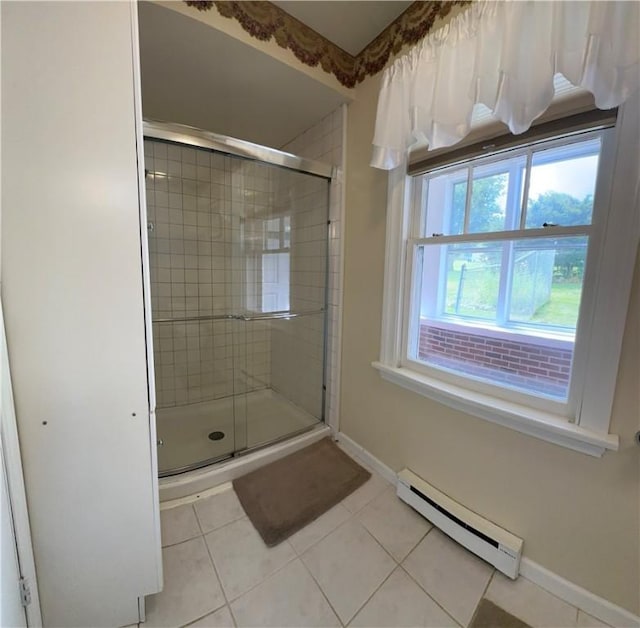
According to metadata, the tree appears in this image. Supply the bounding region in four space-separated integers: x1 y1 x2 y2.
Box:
451 183 590 280
450 174 507 234
526 191 593 228
526 191 591 280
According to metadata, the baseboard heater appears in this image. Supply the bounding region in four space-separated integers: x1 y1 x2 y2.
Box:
397 469 523 579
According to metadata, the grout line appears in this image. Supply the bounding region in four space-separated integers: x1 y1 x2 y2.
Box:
160 530 203 550
305 515 398 625
200 514 249 538
290 505 353 557
399 562 464 628
201 522 238 627
355 513 401 567
192 501 206 535
179 603 230 628
215 536 300 606
298 553 347 627
467 568 497 628
401 522 431 560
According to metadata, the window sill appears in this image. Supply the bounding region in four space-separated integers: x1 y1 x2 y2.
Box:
371 361 618 457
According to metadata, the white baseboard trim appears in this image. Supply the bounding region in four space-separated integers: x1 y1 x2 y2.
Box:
336 431 639 628
519 558 640 628
336 431 398 486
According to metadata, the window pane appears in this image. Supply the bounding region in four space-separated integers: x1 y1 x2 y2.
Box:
423 168 467 237
441 243 503 320
508 236 587 330
411 237 582 400
262 252 290 312
449 180 467 235
467 166 508 233
525 137 601 228
422 156 526 237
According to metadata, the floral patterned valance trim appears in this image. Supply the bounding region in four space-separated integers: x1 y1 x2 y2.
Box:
183 0 470 89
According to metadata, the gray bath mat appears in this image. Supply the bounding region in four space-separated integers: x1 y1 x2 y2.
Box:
469 599 532 628
233 437 371 546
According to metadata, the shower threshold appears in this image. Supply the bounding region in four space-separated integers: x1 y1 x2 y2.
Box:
156 388 321 477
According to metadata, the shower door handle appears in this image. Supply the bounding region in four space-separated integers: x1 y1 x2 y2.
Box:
239 309 324 322
151 309 324 324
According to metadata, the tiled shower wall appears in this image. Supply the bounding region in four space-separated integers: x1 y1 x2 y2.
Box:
144 140 271 408
281 104 346 429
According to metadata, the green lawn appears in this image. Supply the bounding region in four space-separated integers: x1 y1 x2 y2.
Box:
444 269 582 328
530 282 582 327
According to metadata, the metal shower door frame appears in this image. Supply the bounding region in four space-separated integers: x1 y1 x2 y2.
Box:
144 120 334 476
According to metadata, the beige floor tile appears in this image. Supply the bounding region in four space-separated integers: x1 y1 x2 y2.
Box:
195 489 246 533
145 537 225 627
403 529 493 627
341 472 390 514
350 567 458 627
186 605 235 627
231 559 340 627
160 503 202 547
301 518 396 624
288 503 351 555
357 486 432 561
486 573 578 627
576 610 612 628
204 518 296 600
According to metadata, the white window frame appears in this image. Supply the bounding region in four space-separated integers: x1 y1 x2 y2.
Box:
403 131 605 418
261 215 291 313
414 136 599 335
373 92 639 457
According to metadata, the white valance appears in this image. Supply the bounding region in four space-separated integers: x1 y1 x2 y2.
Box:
371 0 640 170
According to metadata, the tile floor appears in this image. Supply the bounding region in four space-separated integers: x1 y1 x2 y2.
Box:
143 453 614 628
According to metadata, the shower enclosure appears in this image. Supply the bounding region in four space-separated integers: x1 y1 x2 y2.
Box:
143 122 331 476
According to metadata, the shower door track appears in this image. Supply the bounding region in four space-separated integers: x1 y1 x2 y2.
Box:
144 120 335 180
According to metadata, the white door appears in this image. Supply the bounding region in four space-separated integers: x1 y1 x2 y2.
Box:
1 445 27 628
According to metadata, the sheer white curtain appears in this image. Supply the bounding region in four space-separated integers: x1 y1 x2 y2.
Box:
371 0 640 170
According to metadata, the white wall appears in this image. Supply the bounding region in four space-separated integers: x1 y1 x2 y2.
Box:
1 3 161 625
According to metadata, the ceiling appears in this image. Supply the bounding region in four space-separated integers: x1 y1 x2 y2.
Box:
138 1 410 149
271 1 413 55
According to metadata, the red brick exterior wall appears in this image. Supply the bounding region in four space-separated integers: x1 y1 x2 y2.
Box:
418 323 573 397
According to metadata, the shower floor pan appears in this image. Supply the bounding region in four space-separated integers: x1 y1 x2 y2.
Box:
156 388 320 476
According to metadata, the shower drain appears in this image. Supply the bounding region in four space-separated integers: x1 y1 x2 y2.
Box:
208 431 225 441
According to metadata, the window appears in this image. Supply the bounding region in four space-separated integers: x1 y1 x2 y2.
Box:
374 97 640 456
244 213 291 314
261 215 291 312
407 134 601 405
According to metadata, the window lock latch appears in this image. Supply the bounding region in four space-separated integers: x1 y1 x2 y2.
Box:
542 222 558 227
432 232 444 237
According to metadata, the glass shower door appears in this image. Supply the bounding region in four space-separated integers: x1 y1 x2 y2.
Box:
145 132 331 475
230 158 330 450
147 139 242 475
